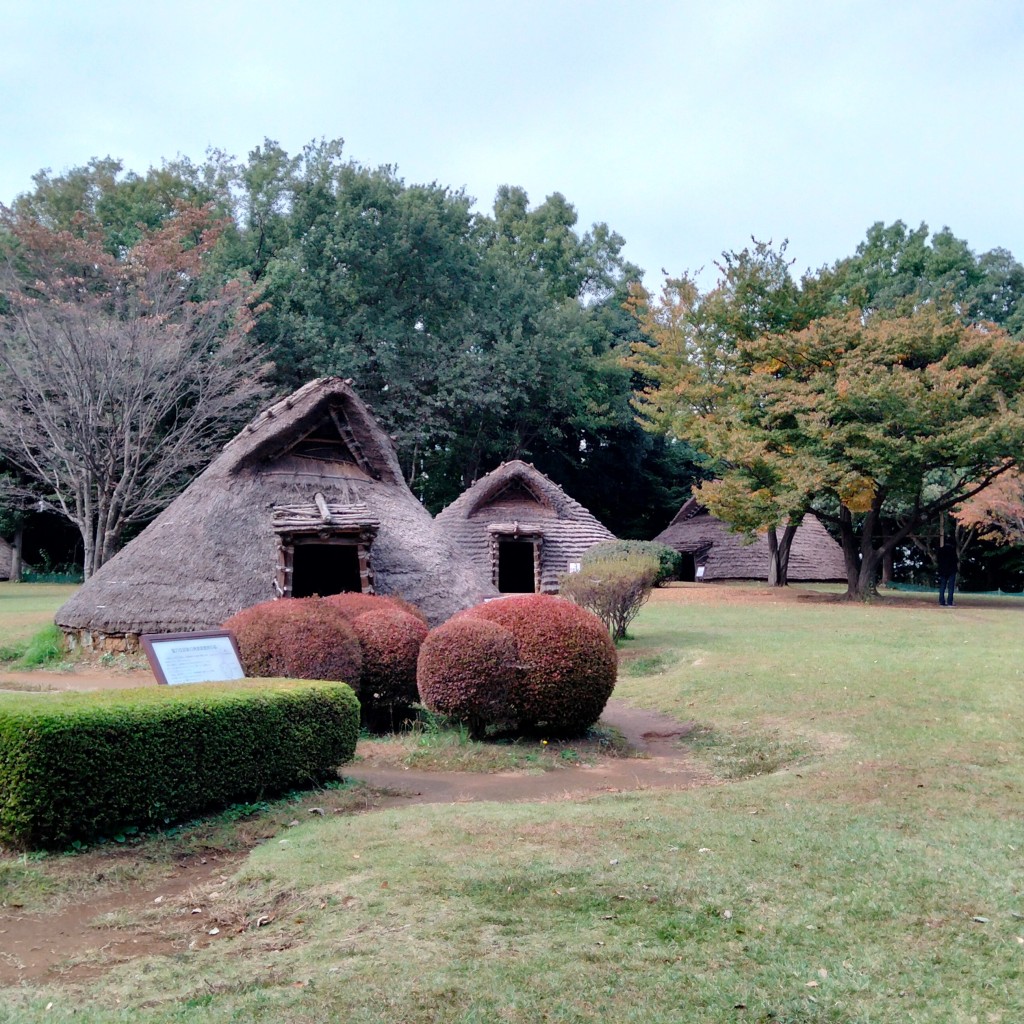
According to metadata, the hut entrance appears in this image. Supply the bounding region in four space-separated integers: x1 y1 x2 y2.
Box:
273 495 380 599
291 542 363 597
678 552 696 582
498 539 537 593
488 527 543 593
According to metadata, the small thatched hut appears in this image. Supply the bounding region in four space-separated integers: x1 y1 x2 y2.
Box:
57 378 494 649
0 537 16 581
654 498 846 583
435 460 615 594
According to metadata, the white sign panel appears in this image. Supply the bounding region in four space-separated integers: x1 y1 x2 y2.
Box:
141 631 246 686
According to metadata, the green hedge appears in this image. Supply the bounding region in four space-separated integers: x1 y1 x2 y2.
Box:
0 679 359 849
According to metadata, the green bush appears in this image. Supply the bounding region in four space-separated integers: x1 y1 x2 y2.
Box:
0 679 359 849
582 540 681 586
223 598 363 688
559 554 660 641
416 617 520 738
353 608 429 728
461 595 617 734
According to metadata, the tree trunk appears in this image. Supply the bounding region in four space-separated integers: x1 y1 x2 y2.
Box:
766 524 799 587
10 527 22 582
776 523 797 586
881 548 894 586
853 549 882 600
840 505 882 600
767 529 782 586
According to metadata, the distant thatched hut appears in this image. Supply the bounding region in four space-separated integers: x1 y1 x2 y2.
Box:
56 378 494 650
654 498 846 583
0 537 15 581
436 460 615 594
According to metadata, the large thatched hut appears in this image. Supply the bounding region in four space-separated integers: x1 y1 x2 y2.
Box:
57 378 494 649
435 460 615 594
654 497 846 583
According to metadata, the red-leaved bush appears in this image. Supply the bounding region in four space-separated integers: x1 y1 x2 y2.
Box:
223 598 363 687
353 609 429 716
325 592 428 624
462 595 617 734
416 617 520 738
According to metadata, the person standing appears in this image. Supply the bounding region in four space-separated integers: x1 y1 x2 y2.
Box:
937 542 958 607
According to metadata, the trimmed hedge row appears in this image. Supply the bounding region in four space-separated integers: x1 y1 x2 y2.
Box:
0 679 359 849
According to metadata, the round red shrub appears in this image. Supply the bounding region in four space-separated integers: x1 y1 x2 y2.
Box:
352 609 429 713
416 617 519 736
223 598 363 688
463 595 617 733
325 592 427 624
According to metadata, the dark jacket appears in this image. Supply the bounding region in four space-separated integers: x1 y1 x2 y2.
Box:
937 544 959 575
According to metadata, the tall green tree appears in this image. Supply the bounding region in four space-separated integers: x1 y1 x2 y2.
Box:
835 220 1024 334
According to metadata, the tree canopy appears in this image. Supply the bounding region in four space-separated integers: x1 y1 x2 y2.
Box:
629 232 1024 596
0 204 270 576
7 147 1024 592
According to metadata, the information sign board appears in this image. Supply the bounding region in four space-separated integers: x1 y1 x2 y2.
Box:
141 631 246 686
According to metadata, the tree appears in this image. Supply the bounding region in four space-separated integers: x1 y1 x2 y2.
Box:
9 142 663 529
0 471 35 581
834 220 1024 335
0 205 270 577
627 240 824 584
718 306 1024 598
955 469 1024 547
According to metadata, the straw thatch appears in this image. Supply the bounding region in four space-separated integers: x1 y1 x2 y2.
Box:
435 460 615 594
654 497 846 582
0 537 15 581
56 378 494 649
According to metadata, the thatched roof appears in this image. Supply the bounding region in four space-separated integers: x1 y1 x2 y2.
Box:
435 460 615 592
0 536 14 581
56 378 494 642
654 498 846 582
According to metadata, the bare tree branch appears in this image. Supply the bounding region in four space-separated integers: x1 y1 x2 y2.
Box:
0 205 272 577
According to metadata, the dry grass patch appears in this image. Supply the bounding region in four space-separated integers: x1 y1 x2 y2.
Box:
355 717 631 774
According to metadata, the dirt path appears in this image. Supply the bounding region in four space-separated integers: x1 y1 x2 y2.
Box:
0 700 707 987
343 701 709 807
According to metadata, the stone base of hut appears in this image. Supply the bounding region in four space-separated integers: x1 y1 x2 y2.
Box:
62 628 141 655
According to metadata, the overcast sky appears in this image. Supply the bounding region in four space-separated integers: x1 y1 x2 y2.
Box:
2 0 1022 287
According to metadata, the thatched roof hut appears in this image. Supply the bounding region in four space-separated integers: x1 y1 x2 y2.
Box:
56 378 494 649
654 497 846 582
435 460 615 594
0 537 15 581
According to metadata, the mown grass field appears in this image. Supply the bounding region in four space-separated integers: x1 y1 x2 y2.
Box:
0 582 78 660
1 584 1023 1022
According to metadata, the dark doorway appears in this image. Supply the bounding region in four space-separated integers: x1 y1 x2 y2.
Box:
497 539 537 593
292 543 362 597
678 552 696 583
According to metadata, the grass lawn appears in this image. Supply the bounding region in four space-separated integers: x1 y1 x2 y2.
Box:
1 585 1022 1022
0 581 78 659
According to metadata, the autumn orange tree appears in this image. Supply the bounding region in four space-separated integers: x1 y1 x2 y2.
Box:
636 297 1024 598
955 468 1024 548
0 205 269 577
627 241 829 585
